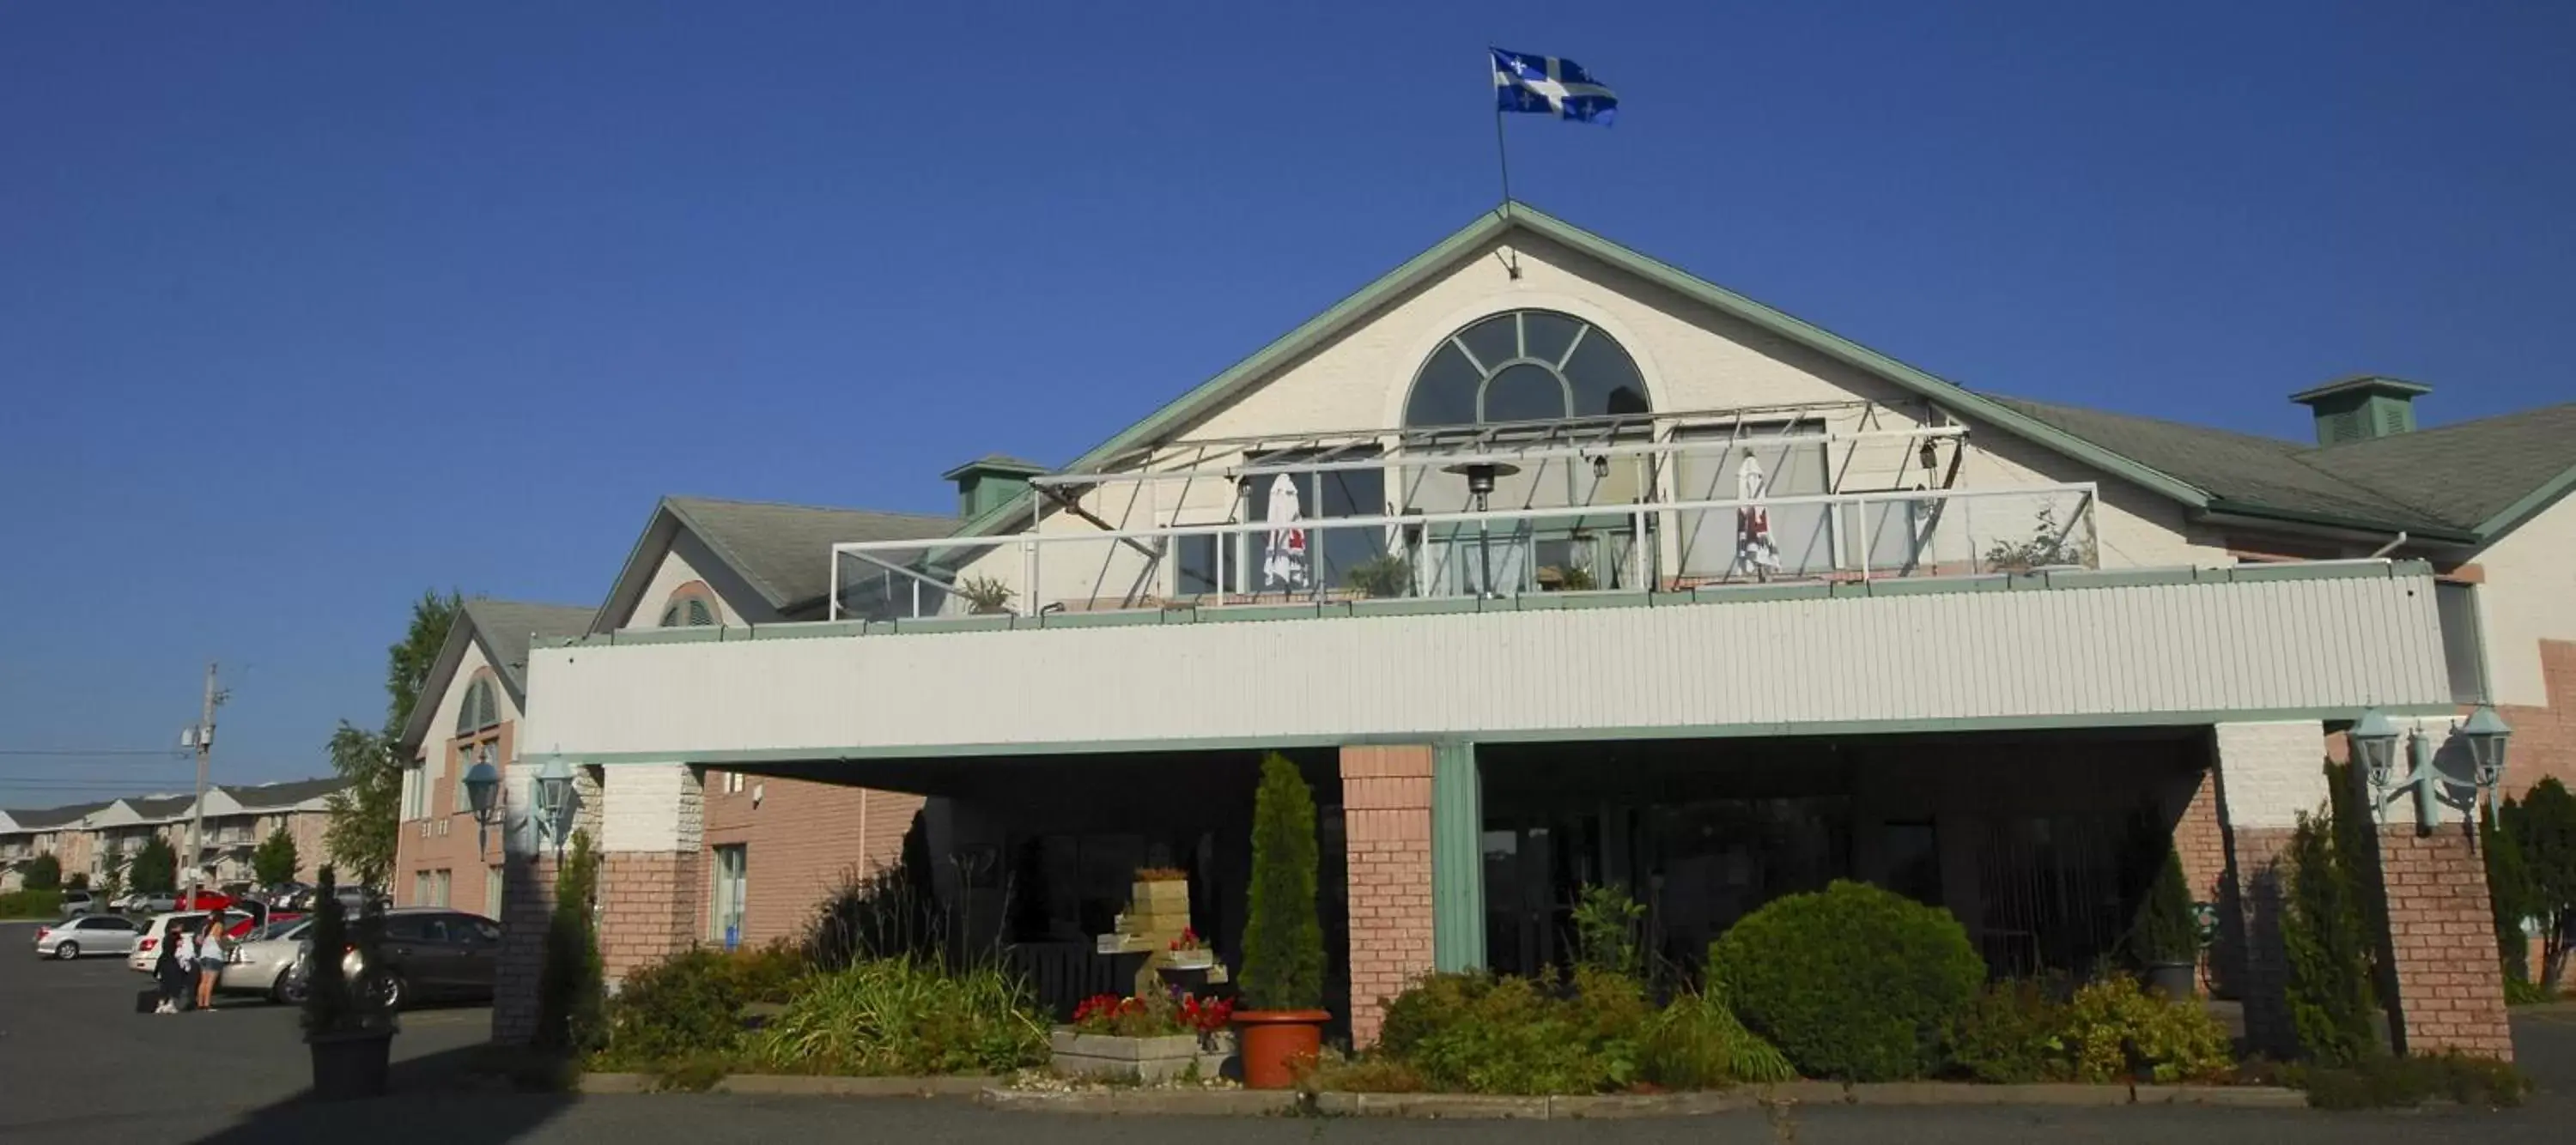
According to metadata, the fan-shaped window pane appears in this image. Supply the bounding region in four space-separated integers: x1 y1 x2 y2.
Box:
1522 312 1580 366
659 605 681 627
456 680 495 734
1455 314 1519 371
1405 309 1649 431
1482 362 1570 422
1405 342 1483 427
1563 330 1647 417
684 598 714 627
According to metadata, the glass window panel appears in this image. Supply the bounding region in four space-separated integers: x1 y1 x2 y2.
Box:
1455 313 1518 372
1481 362 1567 422
1676 428 1834 578
685 598 714 627
1404 343 1481 428
1563 330 1647 417
1522 312 1580 366
1176 534 1218 597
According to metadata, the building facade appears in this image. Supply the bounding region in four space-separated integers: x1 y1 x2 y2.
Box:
492 205 2564 1057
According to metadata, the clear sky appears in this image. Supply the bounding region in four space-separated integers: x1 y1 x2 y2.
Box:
3 3 2570 805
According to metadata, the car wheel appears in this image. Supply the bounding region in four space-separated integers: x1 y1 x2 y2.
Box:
53 942 78 960
271 969 301 1004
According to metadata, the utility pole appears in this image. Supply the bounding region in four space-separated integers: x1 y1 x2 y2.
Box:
185 662 223 909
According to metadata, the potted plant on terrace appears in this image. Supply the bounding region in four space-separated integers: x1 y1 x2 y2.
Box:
1233 753 1328 1089
2130 842 2201 1000
301 865 398 1100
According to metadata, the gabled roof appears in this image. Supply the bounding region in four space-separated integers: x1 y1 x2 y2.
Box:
218 776 349 811
936 201 2565 551
395 598 594 755
592 496 958 631
5 800 111 830
2294 403 2576 537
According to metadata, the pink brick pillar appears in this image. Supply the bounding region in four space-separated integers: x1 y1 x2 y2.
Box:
2378 825 2514 1059
1340 745 1434 1048
2173 766 2227 993
595 763 705 989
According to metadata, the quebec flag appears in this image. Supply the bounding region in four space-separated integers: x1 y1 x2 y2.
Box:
1492 48 1618 124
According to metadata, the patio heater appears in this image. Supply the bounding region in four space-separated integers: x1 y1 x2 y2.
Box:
1443 461 1521 598
2348 706 2512 830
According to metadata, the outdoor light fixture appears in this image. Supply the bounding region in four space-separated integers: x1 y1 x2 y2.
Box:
2461 706 2513 806
463 760 501 855
2350 707 2402 797
532 758 577 861
1589 453 1610 480
1443 462 1523 598
1919 439 1941 472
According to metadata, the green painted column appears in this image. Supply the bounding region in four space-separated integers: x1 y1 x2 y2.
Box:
1431 741 1486 972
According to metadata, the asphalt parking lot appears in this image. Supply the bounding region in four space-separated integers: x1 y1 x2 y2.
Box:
7 919 2576 1144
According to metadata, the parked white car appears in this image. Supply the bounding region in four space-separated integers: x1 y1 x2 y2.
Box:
34 915 140 960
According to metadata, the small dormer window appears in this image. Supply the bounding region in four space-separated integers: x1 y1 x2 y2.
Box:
454 676 500 736
659 584 720 628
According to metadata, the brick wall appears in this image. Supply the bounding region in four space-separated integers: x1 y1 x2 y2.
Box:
2500 639 2576 797
2377 825 2515 1059
599 851 699 986
2172 766 2227 989
1340 745 1433 1048
700 773 924 950
489 853 556 1045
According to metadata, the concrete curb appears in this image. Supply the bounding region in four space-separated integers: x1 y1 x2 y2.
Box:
574 1072 997 1096
974 1081 2312 1117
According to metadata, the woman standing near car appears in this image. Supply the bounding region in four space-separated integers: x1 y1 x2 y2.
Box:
152 923 195 1014
193 916 227 1011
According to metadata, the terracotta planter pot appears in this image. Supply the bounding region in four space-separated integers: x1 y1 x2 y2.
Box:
1233 1009 1328 1090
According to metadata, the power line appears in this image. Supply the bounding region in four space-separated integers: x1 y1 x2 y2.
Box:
0 749 188 758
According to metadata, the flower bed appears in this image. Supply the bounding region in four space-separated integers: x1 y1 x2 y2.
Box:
1051 991 1237 1082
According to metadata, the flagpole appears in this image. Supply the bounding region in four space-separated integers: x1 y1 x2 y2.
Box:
1489 47 1520 277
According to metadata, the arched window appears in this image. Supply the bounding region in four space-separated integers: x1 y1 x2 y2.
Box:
1403 310 1649 428
454 676 499 736
658 584 720 628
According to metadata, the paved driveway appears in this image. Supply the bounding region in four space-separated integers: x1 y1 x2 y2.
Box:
8 920 2576 1144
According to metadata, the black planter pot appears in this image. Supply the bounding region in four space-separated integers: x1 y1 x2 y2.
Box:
2143 960 2198 1001
307 1028 395 1100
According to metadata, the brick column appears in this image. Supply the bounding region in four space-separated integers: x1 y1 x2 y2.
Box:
1341 745 1433 1048
490 766 598 1044
2172 766 2227 992
597 763 704 989
2377 825 2515 1057
2210 720 2327 1059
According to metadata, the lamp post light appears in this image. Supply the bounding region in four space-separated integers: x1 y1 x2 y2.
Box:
2348 706 2512 830
463 760 501 857
532 759 577 861
1443 461 1522 598
2460 706 2513 815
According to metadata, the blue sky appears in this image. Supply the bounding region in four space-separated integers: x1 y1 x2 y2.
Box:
3 3 2570 804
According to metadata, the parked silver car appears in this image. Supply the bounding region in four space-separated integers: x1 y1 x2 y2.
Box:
217 918 313 1001
34 915 140 960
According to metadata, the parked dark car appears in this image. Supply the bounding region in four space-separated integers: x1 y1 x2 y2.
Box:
294 908 500 1010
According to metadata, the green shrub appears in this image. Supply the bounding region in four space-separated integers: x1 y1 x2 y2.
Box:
2283 807 2379 1066
1944 980 2072 1083
1297 1053 1427 1094
21 854 61 893
1241 753 1322 1011
723 942 811 1004
1638 991 1796 1088
538 830 605 1053
2294 1051 2530 1110
1572 884 1646 978
2060 976 2232 1084
601 948 751 1066
1710 881 1984 1081
2503 976 2558 1006
751 957 1048 1075
1374 969 1650 1094
2129 844 2198 966
0 889 63 918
